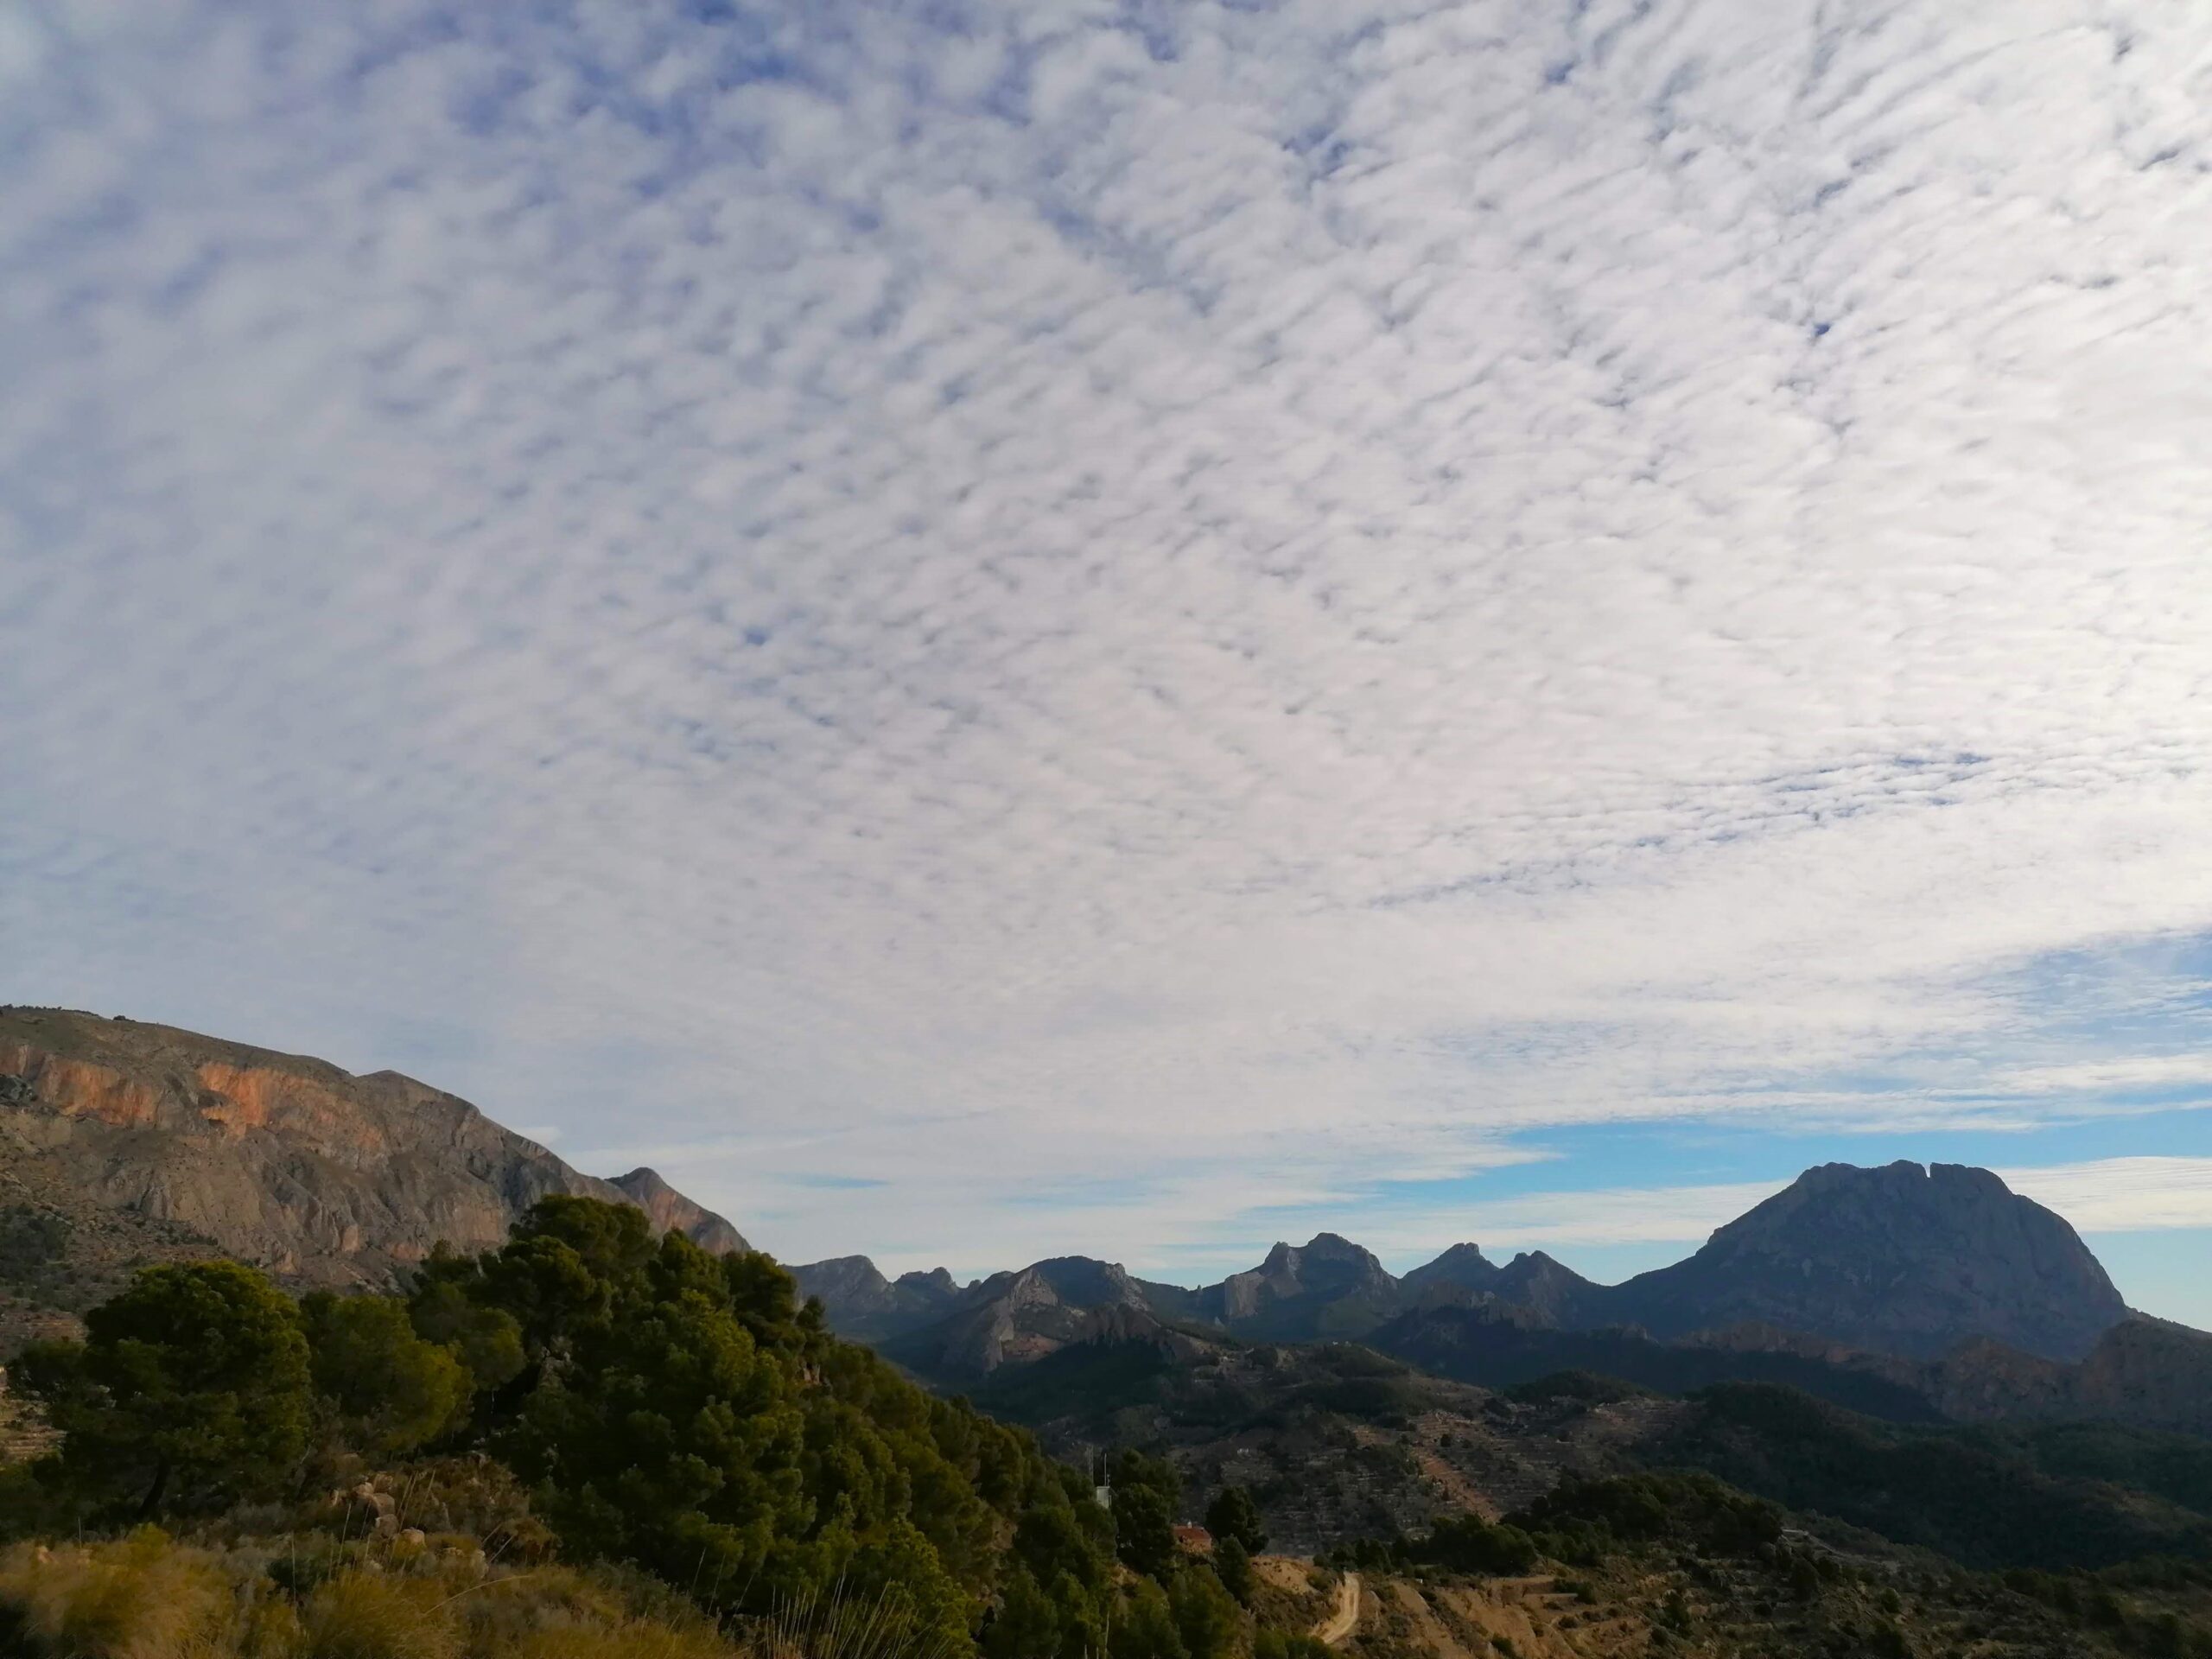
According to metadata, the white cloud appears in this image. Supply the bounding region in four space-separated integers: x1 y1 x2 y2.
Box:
1338 1158 2212 1265
1999 1158 2212 1235
2 1 2210 1274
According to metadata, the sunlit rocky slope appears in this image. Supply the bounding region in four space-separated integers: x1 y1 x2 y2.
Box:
0 1006 742 1332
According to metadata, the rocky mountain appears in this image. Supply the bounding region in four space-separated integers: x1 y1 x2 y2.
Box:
0 1006 2153 1405
0 1007 747 1310
878 1256 1204 1378
799 1163 2138 1387
803 1234 1420 1364
1595 1161 2126 1361
788 1255 974 1342
1490 1249 1610 1326
1397 1241 1500 1298
1192 1231 1402 1338
1925 1315 2212 1436
608 1166 750 1255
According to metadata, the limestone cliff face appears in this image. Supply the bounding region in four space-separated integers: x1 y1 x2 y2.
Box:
0 1007 745 1290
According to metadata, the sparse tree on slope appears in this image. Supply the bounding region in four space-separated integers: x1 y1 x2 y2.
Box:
1205 1484 1268 1554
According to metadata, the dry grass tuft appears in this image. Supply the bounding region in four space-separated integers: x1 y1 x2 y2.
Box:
0 1531 237 1659
743 1585 960 1659
0 1529 965 1659
297 1571 460 1659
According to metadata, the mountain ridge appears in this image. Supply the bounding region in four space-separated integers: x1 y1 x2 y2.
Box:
0 1007 2164 1403
797 1162 2141 1382
0 1006 747 1316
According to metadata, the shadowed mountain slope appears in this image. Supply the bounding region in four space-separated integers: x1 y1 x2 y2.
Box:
803 1163 2139 1387
1597 1160 2126 1361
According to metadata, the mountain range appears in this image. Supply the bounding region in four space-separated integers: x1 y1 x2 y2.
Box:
4 1004 2201 1440
791 1159 2130 1376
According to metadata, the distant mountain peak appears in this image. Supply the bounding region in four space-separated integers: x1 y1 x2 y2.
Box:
895 1266 960 1295
1402 1242 1500 1296
1611 1160 2125 1361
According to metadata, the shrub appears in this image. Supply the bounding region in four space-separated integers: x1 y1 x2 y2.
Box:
1203 1486 1268 1554
1420 1516 1538 1576
506 1629 730 1659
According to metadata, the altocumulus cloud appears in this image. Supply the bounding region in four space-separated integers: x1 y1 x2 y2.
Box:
3 1 2210 1274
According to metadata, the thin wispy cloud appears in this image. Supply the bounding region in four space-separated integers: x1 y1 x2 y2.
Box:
1338 1159 2212 1263
3 3 2209 1284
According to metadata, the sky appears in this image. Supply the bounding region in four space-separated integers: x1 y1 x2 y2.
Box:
4 3 2211 1322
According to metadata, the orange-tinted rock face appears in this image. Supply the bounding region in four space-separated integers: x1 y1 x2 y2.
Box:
0 1043 167 1128
0 1039 397 1148
192 1061 391 1149
0 1007 747 1288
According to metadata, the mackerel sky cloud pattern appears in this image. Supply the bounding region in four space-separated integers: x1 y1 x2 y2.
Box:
3 3 2210 1295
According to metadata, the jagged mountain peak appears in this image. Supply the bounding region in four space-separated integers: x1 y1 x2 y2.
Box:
792 1255 892 1293
787 1252 976 1342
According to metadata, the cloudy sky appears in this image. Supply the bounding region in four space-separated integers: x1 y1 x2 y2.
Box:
5 2 2211 1319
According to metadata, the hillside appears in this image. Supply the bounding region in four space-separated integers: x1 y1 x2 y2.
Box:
1369 1294 1948 1423
0 1007 745 1332
969 1319 2212 1582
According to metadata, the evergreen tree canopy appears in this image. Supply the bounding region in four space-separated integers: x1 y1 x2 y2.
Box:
13 1259 311 1519
0 1198 1280 1659
300 1290 474 1455
1205 1484 1268 1554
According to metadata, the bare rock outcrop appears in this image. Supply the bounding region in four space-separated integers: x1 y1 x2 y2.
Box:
879 1255 1187 1376
609 1166 749 1255
0 1007 745 1295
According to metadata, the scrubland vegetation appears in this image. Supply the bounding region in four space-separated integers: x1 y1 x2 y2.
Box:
3 1197 2211 1657
0 1198 1302 1659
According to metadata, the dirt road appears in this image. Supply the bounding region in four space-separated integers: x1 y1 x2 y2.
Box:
1315 1572 1362 1646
